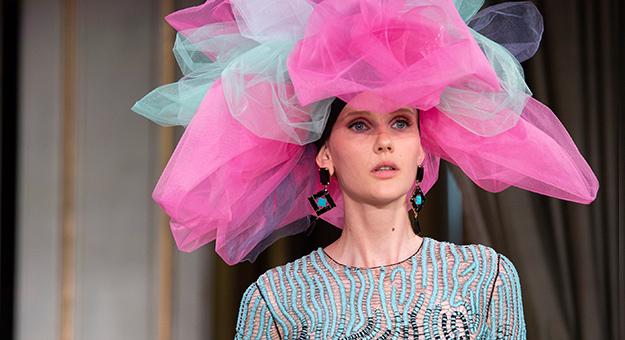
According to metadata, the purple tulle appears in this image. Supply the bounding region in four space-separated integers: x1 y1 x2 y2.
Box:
468 2 543 63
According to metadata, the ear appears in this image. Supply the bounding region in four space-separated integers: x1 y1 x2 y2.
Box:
417 144 425 166
315 143 334 175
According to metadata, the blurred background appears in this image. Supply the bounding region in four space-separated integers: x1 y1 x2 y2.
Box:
0 0 621 339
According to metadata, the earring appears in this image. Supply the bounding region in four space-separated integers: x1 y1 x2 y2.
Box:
410 166 425 234
308 168 336 216
306 168 336 236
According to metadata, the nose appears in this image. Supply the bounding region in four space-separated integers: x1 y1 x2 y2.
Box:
374 128 393 153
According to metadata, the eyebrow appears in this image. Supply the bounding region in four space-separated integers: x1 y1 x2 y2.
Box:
395 107 417 115
341 107 416 121
340 110 372 120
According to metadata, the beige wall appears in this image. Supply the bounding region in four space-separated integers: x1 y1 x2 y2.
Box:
17 0 212 339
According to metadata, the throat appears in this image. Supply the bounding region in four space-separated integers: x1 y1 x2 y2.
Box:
326 216 420 268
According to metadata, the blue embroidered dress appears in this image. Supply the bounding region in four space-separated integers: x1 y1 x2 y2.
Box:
235 238 526 339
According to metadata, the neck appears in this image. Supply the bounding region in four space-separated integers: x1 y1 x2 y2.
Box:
324 196 422 268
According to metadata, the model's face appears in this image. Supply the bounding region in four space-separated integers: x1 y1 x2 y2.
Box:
316 102 424 207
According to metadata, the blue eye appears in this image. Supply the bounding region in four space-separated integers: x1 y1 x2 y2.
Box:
393 119 411 129
349 121 367 131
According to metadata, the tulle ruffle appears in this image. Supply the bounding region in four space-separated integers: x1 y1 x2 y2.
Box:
421 98 598 204
287 0 538 137
287 0 501 114
468 1 544 63
134 0 544 139
154 80 344 263
132 0 598 264
134 0 329 145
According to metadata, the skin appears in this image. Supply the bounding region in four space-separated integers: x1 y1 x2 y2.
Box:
316 102 425 268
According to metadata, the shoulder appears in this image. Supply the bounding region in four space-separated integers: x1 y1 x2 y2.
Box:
245 248 328 308
421 237 520 286
253 248 324 287
237 249 325 339
422 237 500 267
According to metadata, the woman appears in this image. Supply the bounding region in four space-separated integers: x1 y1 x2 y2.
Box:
133 0 598 338
235 99 526 338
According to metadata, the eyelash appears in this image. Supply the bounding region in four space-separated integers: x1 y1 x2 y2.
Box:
392 118 412 129
347 117 412 132
348 120 368 131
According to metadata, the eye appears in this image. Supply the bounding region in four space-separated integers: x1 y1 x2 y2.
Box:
392 118 412 130
348 120 368 132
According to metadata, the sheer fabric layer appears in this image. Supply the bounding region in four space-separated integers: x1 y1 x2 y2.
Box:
132 0 598 264
421 98 599 203
153 80 345 264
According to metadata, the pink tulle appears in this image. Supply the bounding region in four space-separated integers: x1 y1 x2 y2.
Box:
155 80 344 264
148 0 599 265
165 0 242 63
155 79 597 264
165 0 235 32
420 97 598 203
287 0 499 114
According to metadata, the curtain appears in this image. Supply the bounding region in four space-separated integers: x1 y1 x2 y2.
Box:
456 0 622 339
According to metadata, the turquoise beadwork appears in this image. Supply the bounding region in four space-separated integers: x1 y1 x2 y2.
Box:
235 238 526 339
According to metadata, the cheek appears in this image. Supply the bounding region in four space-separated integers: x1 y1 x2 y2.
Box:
398 137 423 172
331 147 362 178
328 138 368 180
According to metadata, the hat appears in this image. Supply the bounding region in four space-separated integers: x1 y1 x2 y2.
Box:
133 0 598 264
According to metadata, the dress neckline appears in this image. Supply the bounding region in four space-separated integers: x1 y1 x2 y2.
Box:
320 237 427 270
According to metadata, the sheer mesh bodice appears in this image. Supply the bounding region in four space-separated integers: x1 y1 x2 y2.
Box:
235 238 525 339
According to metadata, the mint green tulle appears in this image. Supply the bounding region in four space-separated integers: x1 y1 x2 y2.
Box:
437 27 531 136
132 26 259 127
132 76 213 127
224 0 329 144
222 40 332 144
473 28 530 96
452 0 484 21
133 0 327 144
427 0 534 137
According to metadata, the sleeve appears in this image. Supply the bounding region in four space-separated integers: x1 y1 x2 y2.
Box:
235 282 282 340
487 254 527 340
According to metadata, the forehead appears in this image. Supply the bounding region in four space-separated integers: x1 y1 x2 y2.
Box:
343 92 408 114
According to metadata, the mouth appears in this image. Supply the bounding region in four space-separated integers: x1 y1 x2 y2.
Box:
372 161 399 172
371 162 399 179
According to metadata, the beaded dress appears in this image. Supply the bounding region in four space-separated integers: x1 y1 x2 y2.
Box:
235 237 525 339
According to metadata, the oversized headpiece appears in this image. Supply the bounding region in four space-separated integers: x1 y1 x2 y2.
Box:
133 0 598 264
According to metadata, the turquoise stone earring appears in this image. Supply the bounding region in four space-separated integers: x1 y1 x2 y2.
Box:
410 166 425 234
306 168 336 236
308 167 336 216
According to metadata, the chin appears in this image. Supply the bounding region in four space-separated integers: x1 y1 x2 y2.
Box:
339 176 413 206
362 187 411 207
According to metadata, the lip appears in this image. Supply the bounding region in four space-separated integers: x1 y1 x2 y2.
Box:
371 161 399 179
